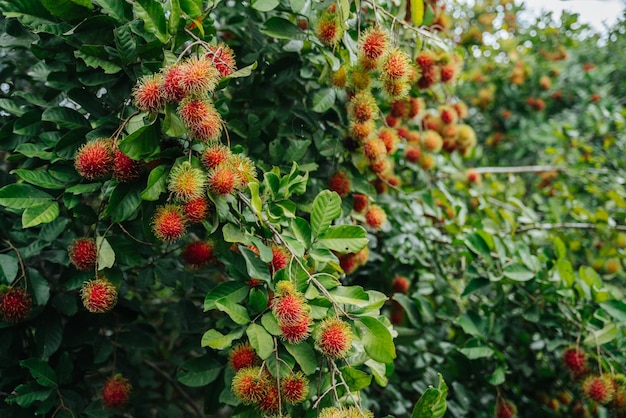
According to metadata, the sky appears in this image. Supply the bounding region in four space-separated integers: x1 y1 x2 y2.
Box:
521 0 625 31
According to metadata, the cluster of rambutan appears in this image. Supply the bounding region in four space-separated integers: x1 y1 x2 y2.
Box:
74 138 143 183
414 49 462 90
271 281 312 344
562 346 626 410
338 246 369 275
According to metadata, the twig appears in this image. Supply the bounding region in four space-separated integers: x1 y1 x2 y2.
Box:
116 223 156 246
143 359 204 418
516 222 626 233
2 240 26 286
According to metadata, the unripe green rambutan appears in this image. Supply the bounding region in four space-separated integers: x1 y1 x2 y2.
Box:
152 204 187 242
315 317 353 358
348 91 378 123
382 78 410 100
133 74 165 113
456 124 477 149
350 66 372 91
331 65 348 88
365 204 387 230
168 161 206 202
419 153 436 170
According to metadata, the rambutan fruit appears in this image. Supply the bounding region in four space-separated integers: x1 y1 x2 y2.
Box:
182 196 210 223
404 145 421 163
182 241 214 269
208 164 239 195
422 130 443 153
152 204 187 242
271 246 290 272
362 137 387 162
406 130 420 144
359 27 389 63
365 205 387 230
382 78 410 100
539 75 551 90
178 56 220 96
421 113 442 131
327 171 351 197
408 97 425 119
81 278 118 313
113 149 142 183
350 120 376 142
69 238 98 271
417 66 438 89
582 375 615 405
281 372 309 405
257 384 280 414
230 153 257 187
453 101 469 119
315 9 343 46
280 314 312 344
385 114 399 127
352 194 368 213
495 399 517 418
439 106 458 125
102 375 132 409
419 153 436 170
206 43 237 78
390 99 408 119
178 98 223 142
466 169 482 186
563 347 589 377
133 74 165 113
168 161 206 202
415 50 437 70
331 65 348 88
440 63 459 83
75 138 114 180
339 253 359 275
201 143 232 169
378 128 400 154
0 288 32 323
161 65 186 103
272 292 308 326
348 91 378 123
350 66 372 91
456 124 477 149
381 48 411 80
392 276 410 293
229 342 260 371
315 317 353 359
232 366 271 405
369 158 392 177
390 309 404 325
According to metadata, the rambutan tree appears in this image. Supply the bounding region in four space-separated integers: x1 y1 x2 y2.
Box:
0 0 625 417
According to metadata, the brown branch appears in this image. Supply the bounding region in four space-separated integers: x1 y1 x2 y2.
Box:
516 222 626 233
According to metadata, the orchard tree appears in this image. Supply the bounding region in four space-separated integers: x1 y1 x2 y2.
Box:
1 0 625 417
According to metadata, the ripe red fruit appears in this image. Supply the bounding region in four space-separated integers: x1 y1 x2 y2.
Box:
390 309 404 325
132 74 165 113
315 317 353 358
182 241 214 269
362 137 387 162
182 197 210 224
152 204 187 242
232 367 270 405
495 399 517 418
113 149 142 183
328 171 351 197
359 27 389 62
206 43 237 78
348 91 378 123
228 342 259 371
453 101 469 119
75 139 114 180
369 158 392 177
272 293 307 326
365 205 387 230
257 384 280 414
439 106 458 125
466 169 482 186
382 48 411 80
168 161 206 202
178 98 223 142
201 143 231 170
390 99 408 119
353 194 369 213
417 66 438 89
280 315 312 344
409 97 425 118
69 238 98 271
208 164 239 195
0 288 32 323
563 347 589 378
378 128 400 154
271 246 289 272
392 276 410 293
315 9 342 46
382 78 410 100
178 56 220 96
582 375 615 404
350 120 376 141
405 145 421 163
281 372 309 405
81 278 118 313
422 130 443 153
102 375 132 409
161 64 186 103
422 113 442 131
415 50 437 70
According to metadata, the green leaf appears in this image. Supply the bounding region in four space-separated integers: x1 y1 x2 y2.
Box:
41 0 92 19
584 323 618 346
502 264 535 282
289 0 305 12
93 0 130 22
556 259 574 287
411 373 447 418
0 99 26 116
251 0 279 11
248 182 263 220
36 312 63 357
22 201 59 228
6 383 54 408
105 183 141 222
284 342 317 375
20 359 57 388
14 143 52 160
225 62 258 80
133 0 168 43
246 323 274 360
176 356 221 387
10 169 65 190
201 329 243 350
317 225 368 253
341 367 372 392
222 223 247 243
310 190 341 237
240 247 271 283
358 317 396 364
13 110 42 136
600 300 626 323
488 366 506 386
41 107 90 130
410 0 424 26
74 46 121 74
119 122 160 160
261 312 282 336
180 0 202 18
465 232 491 260
291 217 312 248
140 165 168 201
0 254 19 284
204 282 248 311
457 312 485 338
580 266 602 287
216 299 250 325
168 0 181 35
260 17 305 40
459 344 494 360
553 236 566 260
96 237 115 270
311 88 336 113
329 286 369 306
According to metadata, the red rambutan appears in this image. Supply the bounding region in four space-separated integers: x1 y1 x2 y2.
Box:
178 98 223 142
257 384 280 414
381 48 411 80
152 204 187 242
280 315 312 344
365 205 387 230
208 164 239 195
362 137 387 162
349 120 376 141
75 138 114 180
281 372 309 405
415 50 437 70
582 375 614 405
102 375 132 409
378 128 400 154
271 247 290 272
422 130 443 153
392 276 410 293
315 9 343 46
359 27 389 63
328 171 351 197
201 143 232 170
405 145 421 163
179 56 220 96
133 74 165 113
495 399 517 418
228 342 259 371
168 161 206 202
0 288 32 323
232 367 270 405
348 91 378 123
69 238 98 271
352 194 369 213
315 317 353 359
183 197 210 223
205 43 237 78
182 241 214 269
113 149 142 183
161 65 186 103
81 278 118 313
